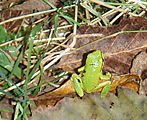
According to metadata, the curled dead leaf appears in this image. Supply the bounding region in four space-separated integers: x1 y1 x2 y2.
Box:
57 17 147 74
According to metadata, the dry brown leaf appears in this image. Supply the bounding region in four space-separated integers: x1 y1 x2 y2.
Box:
32 80 75 106
9 0 58 12
130 51 147 95
58 17 147 74
111 74 140 93
1 0 57 12
34 74 140 106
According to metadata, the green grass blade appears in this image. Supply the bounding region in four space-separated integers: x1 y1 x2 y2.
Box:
0 65 26 98
26 37 34 79
6 50 28 98
31 64 44 96
119 0 126 4
0 89 26 102
43 0 56 9
8 49 22 79
27 56 43 81
122 30 147 33
43 14 56 29
25 23 44 90
80 3 109 25
53 14 59 37
59 13 80 26
14 102 20 120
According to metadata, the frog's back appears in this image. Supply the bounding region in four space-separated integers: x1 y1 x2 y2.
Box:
82 50 103 93
82 68 100 93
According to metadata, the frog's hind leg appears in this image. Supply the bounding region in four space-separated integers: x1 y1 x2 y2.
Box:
101 82 111 98
95 81 111 98
71 74 84 97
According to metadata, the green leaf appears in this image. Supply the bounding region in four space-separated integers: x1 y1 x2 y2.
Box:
0 68 26 98
0 51 21 79
0 26 7 44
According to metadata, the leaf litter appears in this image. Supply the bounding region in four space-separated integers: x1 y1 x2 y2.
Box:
0 1 147 119
30 17 147 120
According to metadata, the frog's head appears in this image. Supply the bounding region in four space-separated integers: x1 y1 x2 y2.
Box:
86 50 104 70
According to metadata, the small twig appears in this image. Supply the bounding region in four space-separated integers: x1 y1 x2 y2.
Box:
33 37 65 44
76 33 104 38
72 5 78 48
90 0 129 13
0 5 76 25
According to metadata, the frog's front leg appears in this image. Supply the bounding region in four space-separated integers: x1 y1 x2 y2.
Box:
71 74 84 97
100 72 111 80
78 66 85 72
